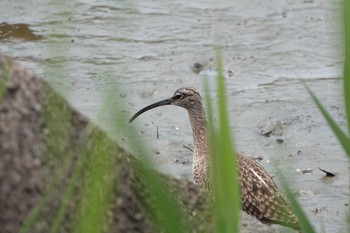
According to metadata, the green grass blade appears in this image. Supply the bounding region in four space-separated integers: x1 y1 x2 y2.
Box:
73 129 117 233
304 83 350 156
107 89 190 233
208 48 240 233
50 156 85 233
217 52 240 233
126 134 190 232
0 57 11 103
19 193 51 233
133 159 189 233
343 0 350 135
73 83 190 233
342 0 350 231
279 172 316 233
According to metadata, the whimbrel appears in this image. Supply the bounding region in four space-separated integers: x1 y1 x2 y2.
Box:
129 87 300 231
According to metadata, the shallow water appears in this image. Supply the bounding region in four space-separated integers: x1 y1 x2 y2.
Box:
0 0 348 232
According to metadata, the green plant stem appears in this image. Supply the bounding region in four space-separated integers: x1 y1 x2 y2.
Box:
304 83 350 157
344 0 350 135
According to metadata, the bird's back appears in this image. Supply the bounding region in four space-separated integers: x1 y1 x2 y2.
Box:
238 154 299 230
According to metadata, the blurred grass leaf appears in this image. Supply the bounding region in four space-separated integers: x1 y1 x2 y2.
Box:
343 0 350 135
106 88 191 233
304 83 350 157
73 128 117 233
0 57 10 103
279 171 316 233
205 48 240 233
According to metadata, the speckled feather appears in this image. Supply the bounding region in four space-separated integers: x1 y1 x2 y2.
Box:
238 154 299 230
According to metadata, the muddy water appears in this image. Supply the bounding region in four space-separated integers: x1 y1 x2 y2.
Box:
0 0 348 232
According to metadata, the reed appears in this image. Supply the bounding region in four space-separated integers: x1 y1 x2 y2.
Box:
204 48 240 233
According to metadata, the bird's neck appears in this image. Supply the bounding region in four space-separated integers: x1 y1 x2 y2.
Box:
187 105 211 188
187 106 208 156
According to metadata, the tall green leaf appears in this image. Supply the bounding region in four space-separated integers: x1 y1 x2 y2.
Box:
342 0 350 230
279 172 316 233
304 83 350 157
73 127 117 233
0 57 10 103
205 49 240 233
108 89 191 233
343 0 350 135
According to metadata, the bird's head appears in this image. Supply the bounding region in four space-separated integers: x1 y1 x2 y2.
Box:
129 87 202 123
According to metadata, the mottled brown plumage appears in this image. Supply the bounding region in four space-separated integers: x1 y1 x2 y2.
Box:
129 87 300 231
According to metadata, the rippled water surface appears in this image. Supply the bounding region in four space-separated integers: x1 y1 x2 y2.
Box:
0 0 348 232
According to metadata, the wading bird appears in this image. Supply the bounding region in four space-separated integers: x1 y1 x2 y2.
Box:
129 87 300 231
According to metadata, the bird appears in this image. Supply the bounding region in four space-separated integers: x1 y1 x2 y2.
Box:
129 87 300 231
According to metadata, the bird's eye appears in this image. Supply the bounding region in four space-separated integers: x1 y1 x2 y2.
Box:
174 94 183 100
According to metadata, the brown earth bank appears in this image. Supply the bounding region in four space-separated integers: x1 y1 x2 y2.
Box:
0 53 279 233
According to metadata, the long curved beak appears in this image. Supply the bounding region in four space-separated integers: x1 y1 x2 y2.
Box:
129 98 172 123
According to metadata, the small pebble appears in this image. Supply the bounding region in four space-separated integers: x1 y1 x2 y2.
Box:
296 168 313 174
252 156 263 162
297 190 314 196
276 138 284 143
